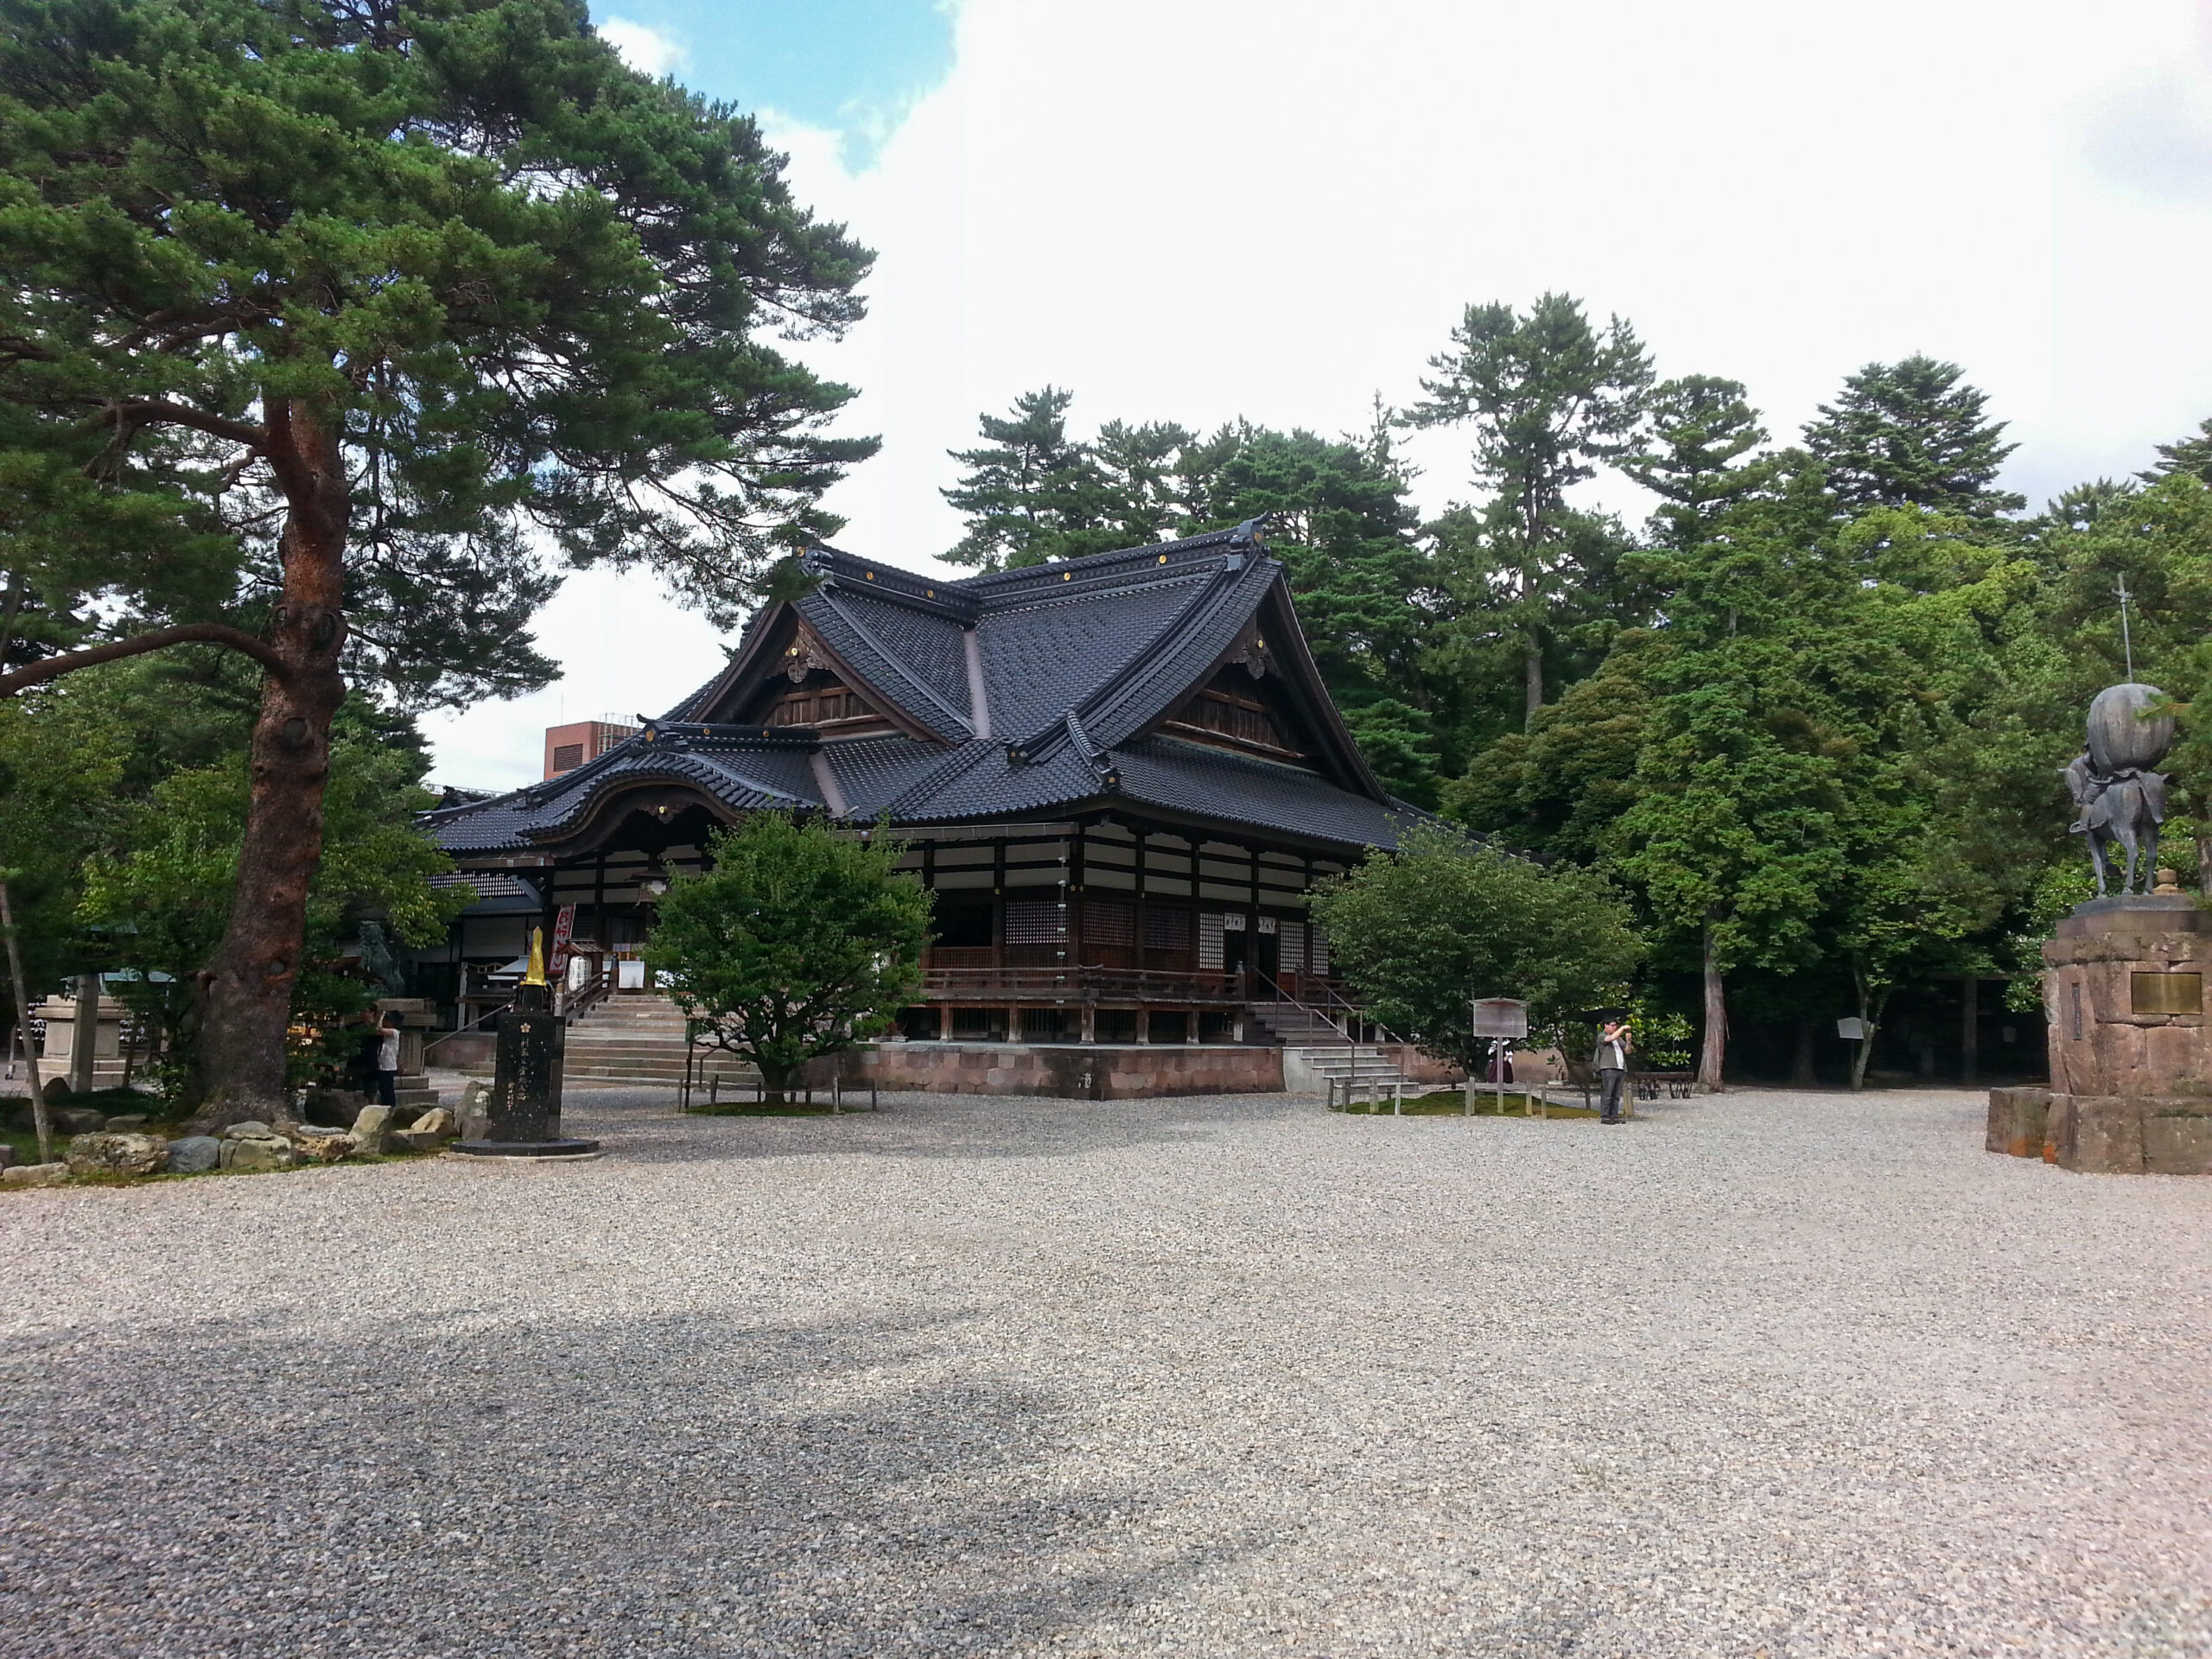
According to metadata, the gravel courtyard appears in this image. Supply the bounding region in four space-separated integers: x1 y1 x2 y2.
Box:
2 1085 2208 1659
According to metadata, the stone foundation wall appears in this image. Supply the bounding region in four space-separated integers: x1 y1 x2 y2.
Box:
1986 1085 2212 1174
851 1042 1285 1099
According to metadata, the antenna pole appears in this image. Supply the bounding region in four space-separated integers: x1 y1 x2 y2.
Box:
2117 575 2137 682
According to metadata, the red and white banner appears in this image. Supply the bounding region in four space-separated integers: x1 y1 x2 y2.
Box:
550 904 576 976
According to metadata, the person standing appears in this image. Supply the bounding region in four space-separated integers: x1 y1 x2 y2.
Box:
1595 1018 1631 1124
373 1011 402 1107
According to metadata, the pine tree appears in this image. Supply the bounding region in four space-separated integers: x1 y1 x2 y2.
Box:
2142 417 2212 486
0 0 876 1122
1092 419 1197 546
1618 375 1772 550
1405 293 1654 721
941 388 1121 569
1802 355 2023 517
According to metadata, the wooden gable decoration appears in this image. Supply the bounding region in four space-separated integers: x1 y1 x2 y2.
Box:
728 620 905 739
1156 622 1326 766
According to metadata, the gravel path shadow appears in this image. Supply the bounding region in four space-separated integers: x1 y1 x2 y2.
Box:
2 1084 2208 1657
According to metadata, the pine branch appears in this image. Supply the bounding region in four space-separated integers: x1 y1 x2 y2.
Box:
0 623 289 696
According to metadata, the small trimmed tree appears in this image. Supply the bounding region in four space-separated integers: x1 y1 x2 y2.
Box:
646 816 931 1105
1308 823 1643 1078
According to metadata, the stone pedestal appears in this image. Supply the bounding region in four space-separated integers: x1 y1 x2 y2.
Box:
39 994 130 1088
448 982 597 1159
1989 896 2212 1173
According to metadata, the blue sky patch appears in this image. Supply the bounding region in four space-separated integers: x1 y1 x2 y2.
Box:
592 1 956 166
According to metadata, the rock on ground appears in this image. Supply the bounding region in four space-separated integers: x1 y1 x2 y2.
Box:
0 1085 2208 1658
215 1135 294 1173
62 1134 168 1179
163 1136 219 1174
1 1161 67 1188
347 1103 392 1156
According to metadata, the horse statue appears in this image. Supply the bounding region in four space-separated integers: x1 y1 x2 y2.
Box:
2063 682 2176 897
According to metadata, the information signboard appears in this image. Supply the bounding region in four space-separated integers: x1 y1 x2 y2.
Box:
1471 998 1529 1039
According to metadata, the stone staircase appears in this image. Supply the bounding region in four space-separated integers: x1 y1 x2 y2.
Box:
562 994 757 1089
1244 1001 1410 1096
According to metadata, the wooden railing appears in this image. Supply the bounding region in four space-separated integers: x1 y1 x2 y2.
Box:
921 965 1253 1004
557 961 616 1021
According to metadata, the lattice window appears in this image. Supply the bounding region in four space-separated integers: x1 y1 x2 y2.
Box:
1084 899 1135 946
1198 912 1224 969
1310 927 1330 975
550 744 584 772
1004 900 1068 944
1144 907 1191 950
1279 919 1306 971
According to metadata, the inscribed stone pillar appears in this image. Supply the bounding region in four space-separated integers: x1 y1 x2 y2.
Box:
449 979 598 1159
1989 892 2212 1173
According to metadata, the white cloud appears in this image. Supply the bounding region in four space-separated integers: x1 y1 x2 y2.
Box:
597 16 683 78
427 0 2212 787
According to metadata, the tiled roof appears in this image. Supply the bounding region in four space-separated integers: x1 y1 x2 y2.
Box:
429 526 1408 859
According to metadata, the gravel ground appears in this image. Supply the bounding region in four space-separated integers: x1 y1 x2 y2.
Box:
1 1084 2208 1659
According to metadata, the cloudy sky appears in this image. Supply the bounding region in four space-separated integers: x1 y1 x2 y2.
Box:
423 0 2212 787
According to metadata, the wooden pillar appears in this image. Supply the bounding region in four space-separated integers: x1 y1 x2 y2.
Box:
938 1003 953 1042
1009 1006 1025 1044
1961 975 1978 1084
1080 1000 1096 1044
1135 1009 1150 1044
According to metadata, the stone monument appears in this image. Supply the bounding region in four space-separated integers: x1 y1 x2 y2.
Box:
1988 681 2212 1173
448 928 599 1160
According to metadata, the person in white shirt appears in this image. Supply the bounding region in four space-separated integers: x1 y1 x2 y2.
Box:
373 1013 402 1107
1594 1019 1631 1124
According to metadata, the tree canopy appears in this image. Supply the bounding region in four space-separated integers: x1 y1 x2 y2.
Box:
1308 824 1643 1076
646 815 931 1104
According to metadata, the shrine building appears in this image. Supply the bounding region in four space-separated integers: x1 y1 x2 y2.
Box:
422 522 1434 1092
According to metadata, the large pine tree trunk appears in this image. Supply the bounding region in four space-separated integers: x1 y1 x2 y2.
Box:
1698 912 1727 1092
1523 634 1544 725
192 402 349 1128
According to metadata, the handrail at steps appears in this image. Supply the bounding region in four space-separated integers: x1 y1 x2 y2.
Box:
1250 976 1416 1111
558 962 616 1021
424 1000 513 1057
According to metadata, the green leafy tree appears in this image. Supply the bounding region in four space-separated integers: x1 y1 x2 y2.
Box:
81 713 470 1103
1338 699 1442 807
1443 641 1656 861
1802 356 2024 518
0 677 131 1036
646 815 931 1104
1405 293 1654 721
1614 474 2041 1087
0 0 875 1123
1308 823 1643 1077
